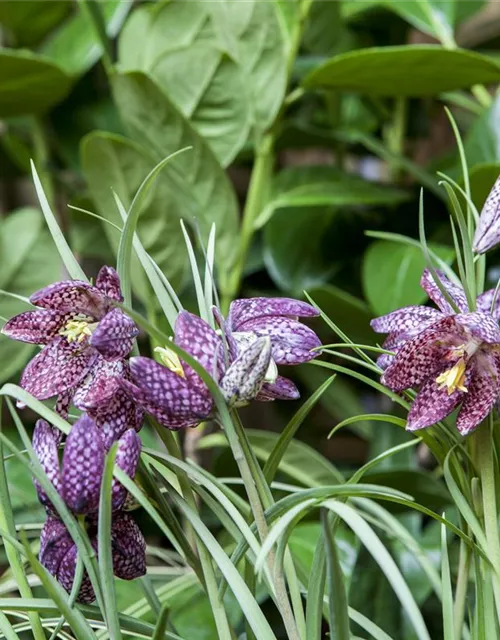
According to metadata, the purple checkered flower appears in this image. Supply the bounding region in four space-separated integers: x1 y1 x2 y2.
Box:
122 310 277 428
1 267 138 402
221 297 321 401
371 269 500 434
33 415 145 602
473 174 500 254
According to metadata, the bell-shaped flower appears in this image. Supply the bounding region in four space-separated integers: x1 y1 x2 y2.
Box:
33 415 145 602
372 269 500 434
122 311 275 429
221 297 322 400
1 267 138 402
473 175 500 253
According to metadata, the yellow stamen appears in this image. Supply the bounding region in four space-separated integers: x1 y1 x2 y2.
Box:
154 345 185 378
436 358 468 395
59 315 94 343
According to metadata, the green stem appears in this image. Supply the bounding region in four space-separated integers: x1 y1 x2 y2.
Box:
77 0 114 75
476 419 500 624
385 97 407 182
226 413 300 640
32 117 55 208
453 540 470 640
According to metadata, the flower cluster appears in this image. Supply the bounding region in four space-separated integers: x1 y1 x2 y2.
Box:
2 266 321 599
372 269 500 434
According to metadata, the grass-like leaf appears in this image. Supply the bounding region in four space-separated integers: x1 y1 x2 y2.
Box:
441 520 455 640
31 160 88 281
116 148 191 306
322 509 350 640
97 444 122 639
180 220 210 325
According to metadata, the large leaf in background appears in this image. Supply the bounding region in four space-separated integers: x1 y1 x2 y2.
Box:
0 208 61 385
42 0 130 76
343 0 485 29
0 0 70 46
363 469 451 510
119 0 286 165
256 165 409 229
118 1 250 166
362 240 455 316
304 46 500 96
200 429 343 487
463 95 500 167
0 50 72 117
81 131 187 302
111 72 239 292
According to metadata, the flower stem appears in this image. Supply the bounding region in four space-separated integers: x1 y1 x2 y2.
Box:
476 418 500 624
226 411 301 640
453 538 470 640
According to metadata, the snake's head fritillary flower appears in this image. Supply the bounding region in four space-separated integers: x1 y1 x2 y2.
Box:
220 336 272 406
39 510 146 604
473 175 500 254
372 269 500 434
33 414 141 514
1 267 138 402
219 297 321 401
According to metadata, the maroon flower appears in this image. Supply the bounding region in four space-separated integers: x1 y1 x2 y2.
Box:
372 269 500 434
33 415 145 602
2 267 138 402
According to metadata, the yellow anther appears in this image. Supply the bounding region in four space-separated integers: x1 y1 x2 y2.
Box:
436 358 468 395
59 316 94 343
154 345 185 378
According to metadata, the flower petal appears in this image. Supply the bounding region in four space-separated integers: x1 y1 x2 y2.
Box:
420 269 468 314
30 280 104 318
221 337 272 405
62 415 105 514
229 297 319 328
174 311 222 387
258 376 300 401
473 175 500 254
91 389 144 449
73 358 126 410
39 517 73 577
95 266 123 302
456 368 499 435
371 306 443 335
90 309 138 360
125 357 212 429
57 543 96 604
236 316 321 365
455 312 500 344
112 429 141 511
406 375 465 431
477 288 500 320
56 390 74 422
1 309 70 344
111 512 147 580
21 337 95 400
32 420 62 509
381 316 460 391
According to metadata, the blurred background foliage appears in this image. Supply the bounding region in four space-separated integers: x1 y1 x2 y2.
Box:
1 0 499 636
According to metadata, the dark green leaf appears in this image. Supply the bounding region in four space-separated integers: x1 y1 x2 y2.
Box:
362 240 455 316
362 469 451 511
304 46 500 96
0 49 72 117
0 1 71 46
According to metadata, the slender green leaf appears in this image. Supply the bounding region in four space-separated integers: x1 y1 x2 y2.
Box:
323 510 350 640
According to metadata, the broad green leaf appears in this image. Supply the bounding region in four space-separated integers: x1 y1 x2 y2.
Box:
111 72 239 292
0 49 72 117
256 166 409 229
0 210 61 385
362 240 455 316
304 46 500 96
42 0 130 76
119 0 286 164
81 131 186 304
0 1 70 46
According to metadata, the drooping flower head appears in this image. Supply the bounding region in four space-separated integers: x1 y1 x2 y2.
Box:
473 174 500 254
372 269 500 434
122 299 321 429
34 415 145 602
2 267 138 403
